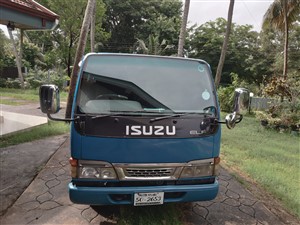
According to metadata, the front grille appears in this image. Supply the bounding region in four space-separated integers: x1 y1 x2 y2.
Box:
125 168 175 177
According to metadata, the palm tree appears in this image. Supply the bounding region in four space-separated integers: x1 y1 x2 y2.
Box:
263 0 300 79
178 0 190 57
215 0 235 88
136 35 173 55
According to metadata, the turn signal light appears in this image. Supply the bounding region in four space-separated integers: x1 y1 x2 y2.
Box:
69 158 78 178
214 157 221 165
69 157 78 167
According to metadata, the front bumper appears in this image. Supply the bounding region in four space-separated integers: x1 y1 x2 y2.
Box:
69 180 219 205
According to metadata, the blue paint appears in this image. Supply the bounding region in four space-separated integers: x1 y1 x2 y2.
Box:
68 53 222 206
69 181 219 205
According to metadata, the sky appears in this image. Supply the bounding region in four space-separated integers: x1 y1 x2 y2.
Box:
0 0 273 35
187 0 273 31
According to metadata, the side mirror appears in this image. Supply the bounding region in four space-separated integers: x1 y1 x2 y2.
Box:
39 84 60 114
225 88 249 129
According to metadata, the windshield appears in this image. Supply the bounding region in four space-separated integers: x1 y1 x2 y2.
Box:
76 54 216 116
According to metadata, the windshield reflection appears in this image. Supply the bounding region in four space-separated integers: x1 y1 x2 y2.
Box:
77 56 216 116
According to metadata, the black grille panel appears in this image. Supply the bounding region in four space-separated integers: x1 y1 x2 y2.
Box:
125 168 174 177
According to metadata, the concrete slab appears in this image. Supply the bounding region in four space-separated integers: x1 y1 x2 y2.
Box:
0 111 48 137
0 135 68 216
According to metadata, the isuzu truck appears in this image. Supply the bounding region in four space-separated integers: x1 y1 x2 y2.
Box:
40 53 248 206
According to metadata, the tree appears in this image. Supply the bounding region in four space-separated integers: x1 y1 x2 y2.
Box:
90 3 96 52
288 22 300 72
262 0 300 79
65 0 96 119
102 0 182 53
178 0 190 57
136 34 174 55
0 30 11 69
29 0 107 76
7 27 24 87
214 0 235 88
187 18 268 85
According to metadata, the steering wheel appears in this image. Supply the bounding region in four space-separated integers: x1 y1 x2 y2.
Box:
96 94 128 100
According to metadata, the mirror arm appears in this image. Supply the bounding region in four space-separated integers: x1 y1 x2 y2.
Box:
213 114 243 125
214 119 227 124
235 114 243 124
47 113 78 122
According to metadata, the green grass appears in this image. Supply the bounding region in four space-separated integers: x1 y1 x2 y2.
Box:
0 99 25 106
221 114 300 217
0 88 68 105
0 88 40 102
0 121 70 148
117 204 182 225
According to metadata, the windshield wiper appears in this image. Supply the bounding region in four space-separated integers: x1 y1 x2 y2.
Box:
149 112 213 123
78 110 162 120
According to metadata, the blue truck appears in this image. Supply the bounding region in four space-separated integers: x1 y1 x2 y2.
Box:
39 53 248 206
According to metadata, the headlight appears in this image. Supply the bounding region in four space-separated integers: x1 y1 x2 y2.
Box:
180 158 220 178
77 160 117 179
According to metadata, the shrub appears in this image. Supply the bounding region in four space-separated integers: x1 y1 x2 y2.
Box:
0 78 6 88
5 78 21 89
217 73 256 112
217 85 235 112
26 69 69 89
255 71 300 131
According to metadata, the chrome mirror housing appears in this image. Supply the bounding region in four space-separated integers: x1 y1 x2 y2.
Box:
39 84 60 114
225 88 249 129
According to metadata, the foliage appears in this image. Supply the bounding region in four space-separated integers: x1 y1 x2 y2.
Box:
262 0 300 31
22 42 46 68
288 23 300 72
0 78 6 88
256 71 300 130
187 18 270 85
30 0 108 76
0 29 15 69
217 73 256 112
5 78 22 89
0 29 7 69
135 35 174 55
25 70 70 89
102 0 182 54
262 0 300 78
0 70 69 90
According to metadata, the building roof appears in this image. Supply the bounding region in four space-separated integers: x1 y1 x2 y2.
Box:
0 0 59 30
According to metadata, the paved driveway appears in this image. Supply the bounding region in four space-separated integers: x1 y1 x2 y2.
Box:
1 137 298 225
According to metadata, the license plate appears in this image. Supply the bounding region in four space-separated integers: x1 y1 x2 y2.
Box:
134 192 164 206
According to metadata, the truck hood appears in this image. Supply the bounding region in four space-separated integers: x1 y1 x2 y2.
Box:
76 134 217 164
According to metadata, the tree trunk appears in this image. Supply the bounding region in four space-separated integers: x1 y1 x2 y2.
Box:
178 0 190 57
20 29 23 68
283 0 288 79
214 0 235 88
7 27 24 88
67 34 73 77
65 0 96 119
90 3 96 52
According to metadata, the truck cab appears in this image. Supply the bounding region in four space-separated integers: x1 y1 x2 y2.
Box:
40 53 248 206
